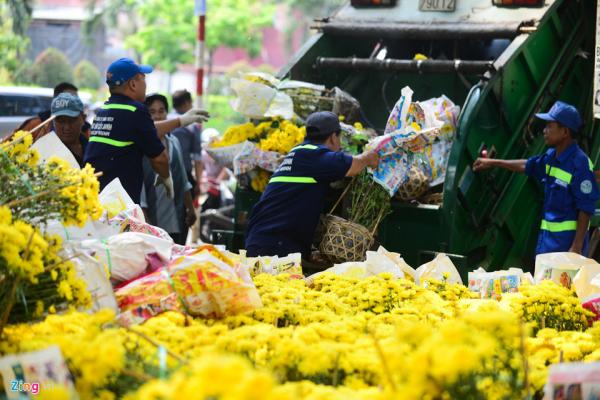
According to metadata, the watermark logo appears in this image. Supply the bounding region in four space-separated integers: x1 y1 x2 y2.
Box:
10 380 40 395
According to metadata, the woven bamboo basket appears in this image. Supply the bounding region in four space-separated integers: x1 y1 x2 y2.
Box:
319 214 375 263
395 164 430 201
318 180 385 264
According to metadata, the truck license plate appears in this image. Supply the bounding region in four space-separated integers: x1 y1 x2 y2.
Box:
419 0 456 12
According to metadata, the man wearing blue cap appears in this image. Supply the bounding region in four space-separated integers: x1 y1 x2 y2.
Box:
245 111 379 261
473 101 600 255
84 58 209 204
50 92 88 167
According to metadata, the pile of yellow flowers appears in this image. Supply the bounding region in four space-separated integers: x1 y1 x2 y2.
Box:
0 131 101 332
1 272 598 399
211 119 306 155
250 169 271 193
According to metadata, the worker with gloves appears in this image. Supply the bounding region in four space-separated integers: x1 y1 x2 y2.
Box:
473 101 600 255
245 111 379 260
84 58 209 203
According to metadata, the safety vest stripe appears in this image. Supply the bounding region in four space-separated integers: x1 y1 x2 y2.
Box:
269 176 317 184
291 144 318 151
89 136 134 147
589 158 594 171
545 165 572 184
540 219 577 232
101 103 137 112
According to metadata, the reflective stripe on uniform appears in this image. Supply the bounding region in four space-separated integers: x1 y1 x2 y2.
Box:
540 219 577 232
89 136 134 147
269 176 317 184
589 158 594 171
291 144 318 151
101 103 137 112
545 165 572 184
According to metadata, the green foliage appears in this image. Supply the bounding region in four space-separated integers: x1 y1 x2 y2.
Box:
0 2 29 83
123 0 274 75
205 0 275 57
203 95 245 134
29 48 73 88
74 60 102 89
124 0 195 74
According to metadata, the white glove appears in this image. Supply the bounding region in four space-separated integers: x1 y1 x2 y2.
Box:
180 108 210 126
154 174 174 199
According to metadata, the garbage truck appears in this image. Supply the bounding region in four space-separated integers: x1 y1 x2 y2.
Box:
220 0 599 277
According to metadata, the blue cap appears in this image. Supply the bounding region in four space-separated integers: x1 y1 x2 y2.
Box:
106 57 153 86
535 101 583 133
51 93 84 117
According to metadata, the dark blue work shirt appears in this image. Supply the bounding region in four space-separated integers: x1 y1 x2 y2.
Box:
525 142 600 254
245 142 353 259
83 94 165 204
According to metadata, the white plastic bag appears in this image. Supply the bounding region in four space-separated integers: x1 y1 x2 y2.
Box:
230 78 294 120
416 253 463 285
44 217 120 242
99 178 137 218
534 252 598 289
81 232 173 283
31 131 80 169
70 251 118 312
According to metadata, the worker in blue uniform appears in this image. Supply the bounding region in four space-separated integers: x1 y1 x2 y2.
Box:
84 58 209 204
473 101 600 255
245 111 379 260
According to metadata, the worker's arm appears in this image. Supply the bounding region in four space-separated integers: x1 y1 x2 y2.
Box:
569 210 591 254
346 150 379 177
155 119 180 139
149 150 170 178
473 158 527 173
154 109 210 139
194 160 204 194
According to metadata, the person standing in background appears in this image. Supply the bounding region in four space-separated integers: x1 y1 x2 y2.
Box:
140 94 196 245
171 89 203 199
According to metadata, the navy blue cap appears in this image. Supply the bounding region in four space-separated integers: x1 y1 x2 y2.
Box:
106 57 153 86
305 111 341 138
51 93 84 117
535 101 583 133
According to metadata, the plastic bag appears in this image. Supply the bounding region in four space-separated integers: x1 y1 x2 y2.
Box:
416 253 463 285
572 259 600 299
534 252 598 289
420 95 460 140
0 346 78 399
109 207 173 242
115 245 262 325
230 78 294 120
385 86 414 135
31 131 80 170
233 142 283 175
372 150 411 197
572 259 600 320
81 232 173 283
247 253 303 279
543 362 600 400
305 246 415 285
69 250 118 312
99 178 137 218
44 217 120 242
331 87 361 124
206 140 254 169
